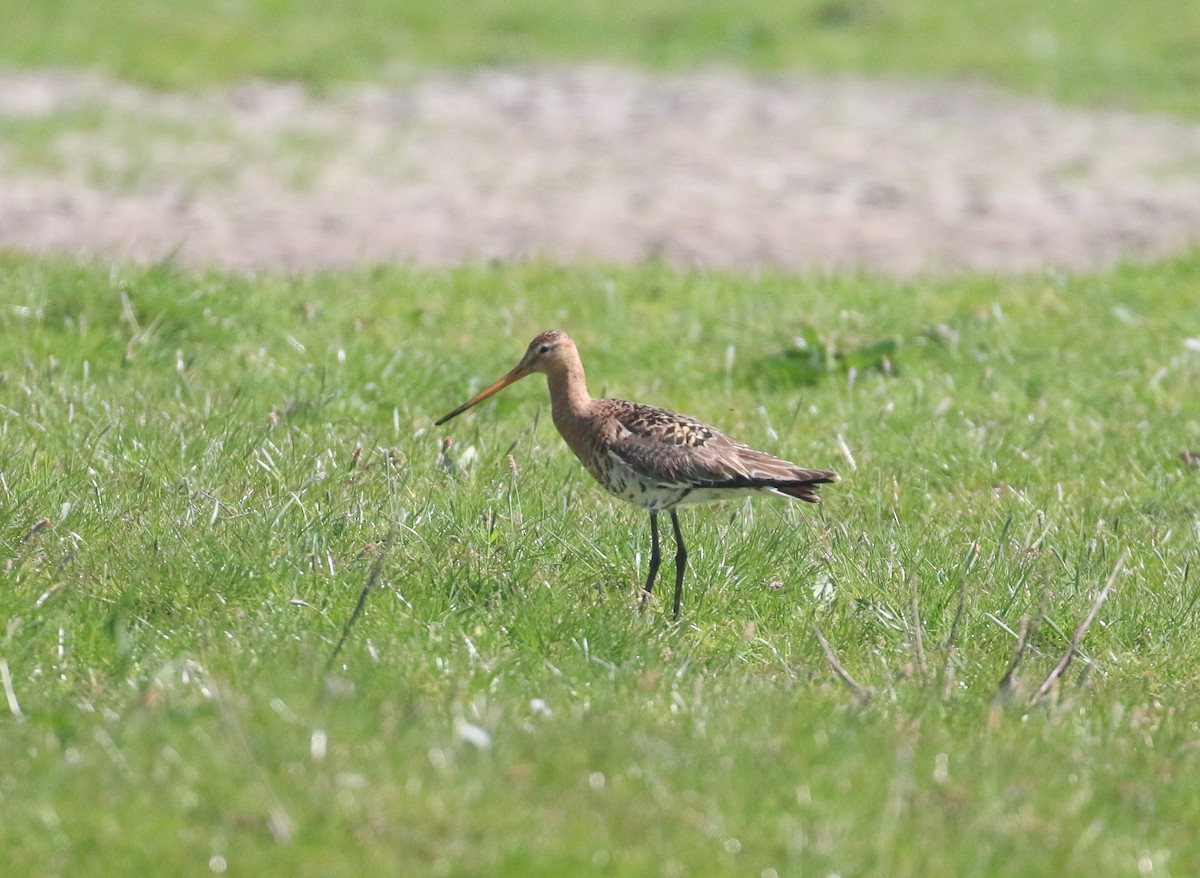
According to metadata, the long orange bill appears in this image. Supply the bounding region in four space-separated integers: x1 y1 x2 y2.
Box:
435 365 530 425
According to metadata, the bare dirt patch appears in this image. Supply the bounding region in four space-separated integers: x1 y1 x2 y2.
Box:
2 67 1200 275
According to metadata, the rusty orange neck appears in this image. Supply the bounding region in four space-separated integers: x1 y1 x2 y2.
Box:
545 353 591 418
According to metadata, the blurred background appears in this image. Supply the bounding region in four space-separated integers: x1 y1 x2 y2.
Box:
2 0 1199 274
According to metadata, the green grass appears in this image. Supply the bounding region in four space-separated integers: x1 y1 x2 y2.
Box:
2 252 1199 875
3 0 1199 114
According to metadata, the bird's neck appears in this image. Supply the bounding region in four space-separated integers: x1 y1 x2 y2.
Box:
545 359 592 423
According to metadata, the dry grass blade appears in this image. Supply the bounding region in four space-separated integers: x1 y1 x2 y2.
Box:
996 615 1035 698
908 572 927 677
814 624 871 706
941 573 969 702
325 525 397 672
1030 551 1127 706
1 658 25 722
993 571 1054 700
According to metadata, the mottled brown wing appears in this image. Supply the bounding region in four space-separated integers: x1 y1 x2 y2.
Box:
606 401 836 495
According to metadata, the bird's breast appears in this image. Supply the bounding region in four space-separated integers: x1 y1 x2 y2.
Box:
586 452 693 511
552 405 697 510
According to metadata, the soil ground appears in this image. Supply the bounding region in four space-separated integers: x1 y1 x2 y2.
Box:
3 67 1200 275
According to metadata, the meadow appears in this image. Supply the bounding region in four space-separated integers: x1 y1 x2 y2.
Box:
4 1 1200 875
2 255 1199 875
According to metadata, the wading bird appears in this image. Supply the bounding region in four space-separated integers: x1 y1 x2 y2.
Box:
435 331 836 619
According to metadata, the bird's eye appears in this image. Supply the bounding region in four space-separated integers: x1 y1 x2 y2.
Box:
538 344 551 354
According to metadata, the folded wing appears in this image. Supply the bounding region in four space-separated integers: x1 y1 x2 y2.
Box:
606 403 837 503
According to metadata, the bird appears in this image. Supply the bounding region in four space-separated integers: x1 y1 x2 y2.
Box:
435 330 837 619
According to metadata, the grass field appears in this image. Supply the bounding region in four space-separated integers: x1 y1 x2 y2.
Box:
2 253 1199 875
3 0 1200 114
4 2 1200 874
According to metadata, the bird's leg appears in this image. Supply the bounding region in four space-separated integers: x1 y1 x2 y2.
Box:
670 510 687 621
641 511 662 606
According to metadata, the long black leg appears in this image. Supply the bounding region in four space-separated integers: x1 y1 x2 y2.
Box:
641 511 662 605
670 510 687 620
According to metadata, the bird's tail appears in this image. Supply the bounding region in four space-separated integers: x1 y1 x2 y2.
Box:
701 453 839 503
770 469 838 503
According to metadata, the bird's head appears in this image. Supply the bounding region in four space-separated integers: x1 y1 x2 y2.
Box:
435 330 577 425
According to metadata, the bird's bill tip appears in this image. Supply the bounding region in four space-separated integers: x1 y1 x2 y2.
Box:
434 365 530 426
433 403 470 426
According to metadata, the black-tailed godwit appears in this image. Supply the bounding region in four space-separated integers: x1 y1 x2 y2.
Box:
436 330 837 619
